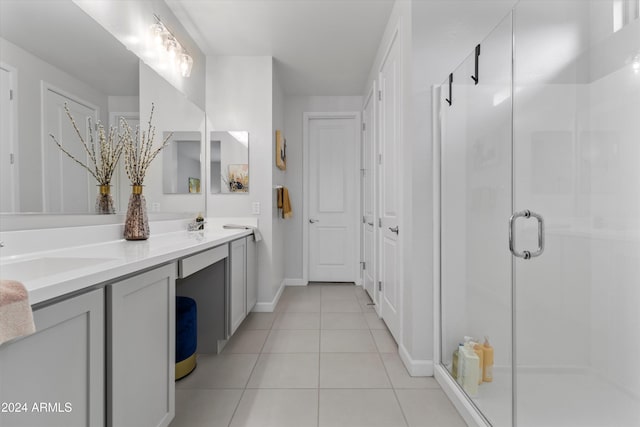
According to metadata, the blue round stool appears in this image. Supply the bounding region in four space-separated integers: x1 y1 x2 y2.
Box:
176 296 197 380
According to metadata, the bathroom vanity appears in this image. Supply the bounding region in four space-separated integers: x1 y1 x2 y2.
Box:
0 220 258 427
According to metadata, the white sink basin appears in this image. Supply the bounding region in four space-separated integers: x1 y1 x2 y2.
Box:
0 257 117 282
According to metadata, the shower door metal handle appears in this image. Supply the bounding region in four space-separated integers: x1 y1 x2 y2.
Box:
509 210 545 260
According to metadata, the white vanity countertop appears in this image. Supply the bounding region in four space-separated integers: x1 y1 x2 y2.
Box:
0 227 253 306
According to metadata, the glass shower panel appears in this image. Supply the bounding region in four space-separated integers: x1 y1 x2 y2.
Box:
440 14 513 426
513 1 640 426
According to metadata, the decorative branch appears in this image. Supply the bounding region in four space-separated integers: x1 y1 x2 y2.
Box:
121 103 172 186
49 103 124 186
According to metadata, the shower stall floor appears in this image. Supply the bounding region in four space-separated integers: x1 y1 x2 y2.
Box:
470 368 640 427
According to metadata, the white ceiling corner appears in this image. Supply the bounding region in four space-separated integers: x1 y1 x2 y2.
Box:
165 0 395 95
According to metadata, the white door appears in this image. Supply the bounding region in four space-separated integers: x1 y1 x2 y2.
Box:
308 115 360 282
43 88 98 212
362 86 376 301
379 32 401 341
0 66 17 212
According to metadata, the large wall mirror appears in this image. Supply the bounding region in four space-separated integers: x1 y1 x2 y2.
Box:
210 131 250 194
136 63 205 214
0 0 207 224
0 0 139 214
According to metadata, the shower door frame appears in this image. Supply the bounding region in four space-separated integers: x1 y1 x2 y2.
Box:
432 11 516 426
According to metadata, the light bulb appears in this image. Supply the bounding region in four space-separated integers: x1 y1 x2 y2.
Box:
180 54 193 77
165 38 179 60
150 23 164 47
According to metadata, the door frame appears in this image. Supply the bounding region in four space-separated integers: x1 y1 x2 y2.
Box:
0 62 19 212
302 111 362 285
361 83 378 303
40 81 99 212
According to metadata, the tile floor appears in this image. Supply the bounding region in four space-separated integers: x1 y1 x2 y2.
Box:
171 283 467 427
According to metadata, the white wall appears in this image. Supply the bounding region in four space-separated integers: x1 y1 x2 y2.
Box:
272 65 286 294
108 96 139 117
282 96 363 282
206 56 279 304
0 37 109 212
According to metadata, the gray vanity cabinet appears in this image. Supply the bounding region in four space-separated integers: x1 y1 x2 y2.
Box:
0 288 105 427
229 236 258 336
246 236 257 312
229 238 247 335
107 263 176 427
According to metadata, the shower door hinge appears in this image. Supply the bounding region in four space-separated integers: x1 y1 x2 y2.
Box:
9 89 13 101
378 218 382 228
362 216 366 224
9 153 14 164
378 90 382 101
362 122 366 131
361 261 366 270
378 281 382 292
378 153 382 165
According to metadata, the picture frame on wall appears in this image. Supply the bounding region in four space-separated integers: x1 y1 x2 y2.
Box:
276 130 286 170
228 164 249 192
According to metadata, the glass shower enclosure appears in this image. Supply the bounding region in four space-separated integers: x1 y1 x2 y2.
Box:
437 1 640 426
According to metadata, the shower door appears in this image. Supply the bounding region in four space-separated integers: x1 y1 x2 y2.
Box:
512 1 640 426
440 13 514 426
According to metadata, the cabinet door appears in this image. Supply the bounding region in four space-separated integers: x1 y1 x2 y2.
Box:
0 289 104 427
230 238 247 335
108 264 175 427
246 237 257 312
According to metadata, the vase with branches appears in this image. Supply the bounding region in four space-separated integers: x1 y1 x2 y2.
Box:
49 104 124 214
120 103 172 240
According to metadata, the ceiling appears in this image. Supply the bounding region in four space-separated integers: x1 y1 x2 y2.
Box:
166 0 395 95
0 0 139 96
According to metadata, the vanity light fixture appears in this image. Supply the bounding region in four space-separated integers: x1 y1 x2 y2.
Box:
149 14 193 77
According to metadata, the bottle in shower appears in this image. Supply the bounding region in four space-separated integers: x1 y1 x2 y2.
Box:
483 336 494 383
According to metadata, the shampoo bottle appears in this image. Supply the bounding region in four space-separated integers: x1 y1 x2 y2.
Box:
461 343 480 396
456 343 465 385
483 336 494 383
472 341 484 385
452 346 460 380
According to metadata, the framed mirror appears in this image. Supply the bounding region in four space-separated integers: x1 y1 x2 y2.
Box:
210 131 249 194
162 131 202 194
0 0 139 214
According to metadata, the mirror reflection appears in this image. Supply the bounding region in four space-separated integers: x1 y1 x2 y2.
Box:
136 63 205 214
210 131 249 194
163 132 202 194
0 0 139 213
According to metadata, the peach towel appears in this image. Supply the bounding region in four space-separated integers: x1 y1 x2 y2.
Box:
276 187 293 219
0 280 36 345
282 187 292 219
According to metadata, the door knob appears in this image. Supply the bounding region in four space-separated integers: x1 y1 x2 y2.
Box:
309 219 319 224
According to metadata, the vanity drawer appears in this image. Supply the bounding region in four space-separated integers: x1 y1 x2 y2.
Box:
178 245 228 279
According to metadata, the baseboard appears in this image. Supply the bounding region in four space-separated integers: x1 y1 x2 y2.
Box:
253 280 286 312
399 344 434 377
283 278 307 286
